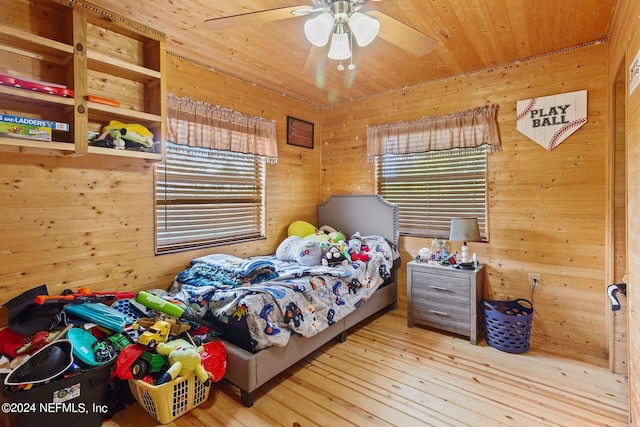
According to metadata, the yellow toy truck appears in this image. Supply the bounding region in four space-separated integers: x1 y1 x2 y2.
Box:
137 320 171 348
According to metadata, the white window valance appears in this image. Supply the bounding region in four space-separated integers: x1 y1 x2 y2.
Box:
167 93 278 163
366 104 501 161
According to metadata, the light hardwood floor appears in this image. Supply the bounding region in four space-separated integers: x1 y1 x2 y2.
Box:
106 309 629 426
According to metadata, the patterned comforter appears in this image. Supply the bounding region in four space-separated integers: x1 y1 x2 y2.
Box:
168 235 396 352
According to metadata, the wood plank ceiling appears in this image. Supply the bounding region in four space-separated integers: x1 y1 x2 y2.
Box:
83 0 618 107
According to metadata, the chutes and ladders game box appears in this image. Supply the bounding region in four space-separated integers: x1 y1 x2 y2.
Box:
0 114 69 141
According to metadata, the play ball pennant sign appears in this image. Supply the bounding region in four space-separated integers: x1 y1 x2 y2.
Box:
516 90 587 151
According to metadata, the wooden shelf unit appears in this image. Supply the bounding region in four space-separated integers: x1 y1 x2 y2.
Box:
0 0 166 161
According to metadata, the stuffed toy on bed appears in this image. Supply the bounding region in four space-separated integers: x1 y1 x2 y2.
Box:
287 220 317 238
276 235 322 266
321 245 349 266
348 232 370 262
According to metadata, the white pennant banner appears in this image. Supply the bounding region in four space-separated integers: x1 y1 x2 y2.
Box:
516 90 587 151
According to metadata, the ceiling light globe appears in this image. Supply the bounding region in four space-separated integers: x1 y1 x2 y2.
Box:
348 12 379 47
304 12 334 46
328 32 351 60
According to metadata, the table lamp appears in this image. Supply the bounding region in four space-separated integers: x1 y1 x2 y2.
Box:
449 217 481 264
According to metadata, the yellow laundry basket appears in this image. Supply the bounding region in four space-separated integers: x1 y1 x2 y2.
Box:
128 374 210 424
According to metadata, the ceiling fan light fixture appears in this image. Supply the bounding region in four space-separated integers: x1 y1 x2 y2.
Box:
327 30 351 60
304 12 334 46
348 12 379 47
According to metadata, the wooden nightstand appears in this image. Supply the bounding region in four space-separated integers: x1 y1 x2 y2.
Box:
407 260 485 344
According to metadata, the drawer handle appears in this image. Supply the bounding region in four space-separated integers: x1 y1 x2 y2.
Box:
429 310 449 316
429 286 450 291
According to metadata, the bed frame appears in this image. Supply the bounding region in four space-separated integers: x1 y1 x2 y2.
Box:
218 194 400 407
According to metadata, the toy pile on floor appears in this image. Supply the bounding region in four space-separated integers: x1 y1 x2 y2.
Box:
0 285 227 426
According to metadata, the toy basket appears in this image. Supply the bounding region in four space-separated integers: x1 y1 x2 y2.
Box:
128 374 210 424
483 299 534 354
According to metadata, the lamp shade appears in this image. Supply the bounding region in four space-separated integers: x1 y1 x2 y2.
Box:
349 12 380 46
449 218 481 242
327 31 351 60
304 12 334 47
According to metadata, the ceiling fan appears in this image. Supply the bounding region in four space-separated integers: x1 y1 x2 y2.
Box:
204 0 438 71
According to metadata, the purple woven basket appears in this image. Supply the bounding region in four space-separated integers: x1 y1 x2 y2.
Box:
483 299 533 354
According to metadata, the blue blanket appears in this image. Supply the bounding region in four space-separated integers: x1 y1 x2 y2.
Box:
178 253 279 288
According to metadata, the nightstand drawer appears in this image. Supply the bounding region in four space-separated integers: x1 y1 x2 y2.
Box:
411 269 470 290
412 302 471 335
410 274 470 307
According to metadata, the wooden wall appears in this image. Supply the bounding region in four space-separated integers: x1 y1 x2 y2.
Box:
608 0 640 423
0 54 322 303
321 43 610 363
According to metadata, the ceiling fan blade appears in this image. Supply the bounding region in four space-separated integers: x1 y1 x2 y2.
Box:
292 7 326 16
205 6 309 31
302 44 329 74
367 10 438 57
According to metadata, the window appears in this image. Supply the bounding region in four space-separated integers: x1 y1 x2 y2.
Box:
155 142 265 253
376 147 487 239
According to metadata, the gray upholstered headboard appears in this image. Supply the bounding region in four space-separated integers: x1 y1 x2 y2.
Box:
317 194 399 248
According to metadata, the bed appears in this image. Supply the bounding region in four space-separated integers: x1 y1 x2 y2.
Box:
169 194 400 407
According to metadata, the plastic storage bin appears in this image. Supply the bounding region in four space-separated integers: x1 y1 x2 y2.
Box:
483 298 534 353
0 360 113 427
128 373 210 424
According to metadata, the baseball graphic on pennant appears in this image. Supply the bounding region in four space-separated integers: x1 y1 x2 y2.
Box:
516 90 587 151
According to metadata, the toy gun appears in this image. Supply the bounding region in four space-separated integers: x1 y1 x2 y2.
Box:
35 287 136 305
135 291 215 330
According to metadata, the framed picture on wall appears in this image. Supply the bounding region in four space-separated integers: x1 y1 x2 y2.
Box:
287 116 314 149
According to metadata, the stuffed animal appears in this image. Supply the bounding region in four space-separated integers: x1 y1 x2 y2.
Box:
348 232 370 262
287 220 317 238
276 235 322 266
156 338 209 385
93 120 156 150
318 225 346 244
321 245 349 266
304 232 332 244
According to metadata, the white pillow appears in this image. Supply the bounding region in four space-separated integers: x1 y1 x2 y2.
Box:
276 235 322 266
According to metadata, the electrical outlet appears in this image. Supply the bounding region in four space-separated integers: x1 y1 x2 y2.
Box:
528 273 542 291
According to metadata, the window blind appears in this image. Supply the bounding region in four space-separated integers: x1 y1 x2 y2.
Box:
156 142 265 253
376 147 487 239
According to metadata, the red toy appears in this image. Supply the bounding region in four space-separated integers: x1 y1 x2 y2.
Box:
200 341 227 382
0 74 74 98
350 244 370 262
111 343 147 380
0 328 27 359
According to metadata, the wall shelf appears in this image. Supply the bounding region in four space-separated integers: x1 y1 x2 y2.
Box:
0 0 166 161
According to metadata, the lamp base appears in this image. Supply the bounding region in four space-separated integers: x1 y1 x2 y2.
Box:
458 261 475 270
461 243 469 263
